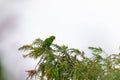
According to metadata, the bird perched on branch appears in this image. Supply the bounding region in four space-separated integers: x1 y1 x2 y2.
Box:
42 36 55 48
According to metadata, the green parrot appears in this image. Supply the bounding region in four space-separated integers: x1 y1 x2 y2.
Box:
42 36 55 48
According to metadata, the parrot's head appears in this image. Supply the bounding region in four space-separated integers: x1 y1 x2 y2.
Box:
50 36 56 40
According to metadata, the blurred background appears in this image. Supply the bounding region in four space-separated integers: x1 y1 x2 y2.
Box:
0 0 120 80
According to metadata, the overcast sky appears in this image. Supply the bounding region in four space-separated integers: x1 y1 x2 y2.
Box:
19 0 120 53
1 0 120 80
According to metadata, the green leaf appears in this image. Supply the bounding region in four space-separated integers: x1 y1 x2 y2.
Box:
32 38 43 46
52 44 62 50
88 47 103 53
18 44 33 51
69 48 81 54
23 47 43 59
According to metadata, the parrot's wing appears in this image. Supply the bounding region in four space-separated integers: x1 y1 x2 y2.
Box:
43 36 55 47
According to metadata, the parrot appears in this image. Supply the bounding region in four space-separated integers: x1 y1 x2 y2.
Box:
42 36 55 48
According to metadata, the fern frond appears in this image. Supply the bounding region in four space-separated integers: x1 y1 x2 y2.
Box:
19 45 33 51
88 47 103 53
69 48 81 54
32 38 43 46
27 48 44 59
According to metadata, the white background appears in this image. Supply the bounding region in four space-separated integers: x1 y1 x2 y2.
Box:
0 0 120 80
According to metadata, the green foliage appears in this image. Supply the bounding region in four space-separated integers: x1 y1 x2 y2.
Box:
19 36 120 80
88 47 103 53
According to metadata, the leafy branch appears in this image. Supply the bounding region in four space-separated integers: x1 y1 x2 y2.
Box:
19 36 120 80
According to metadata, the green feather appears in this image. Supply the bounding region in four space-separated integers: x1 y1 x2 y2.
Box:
43 36 55 48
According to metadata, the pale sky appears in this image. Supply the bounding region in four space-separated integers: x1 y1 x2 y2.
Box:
1 0 120 80
19 0 120 53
